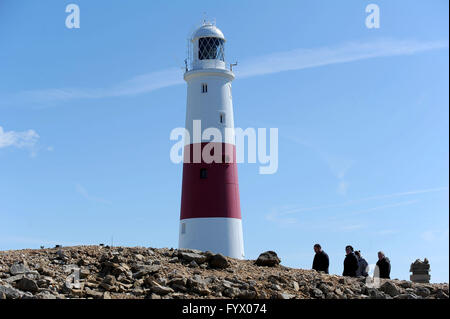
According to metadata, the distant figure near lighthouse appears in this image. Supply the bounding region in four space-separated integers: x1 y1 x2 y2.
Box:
178 22 244 259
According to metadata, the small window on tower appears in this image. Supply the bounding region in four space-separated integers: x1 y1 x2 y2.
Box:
181 223 186 234
219 113 226 124
202 83 208 93
200 168 208 179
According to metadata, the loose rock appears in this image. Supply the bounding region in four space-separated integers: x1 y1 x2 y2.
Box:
255 251 281 267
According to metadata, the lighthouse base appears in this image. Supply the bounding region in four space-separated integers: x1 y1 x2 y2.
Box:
178 217 244 259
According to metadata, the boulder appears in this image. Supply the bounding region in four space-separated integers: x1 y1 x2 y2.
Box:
5 274 26 284
15 278 39 293
85 287 103 299
237 290 257 299
434 290 449 299
415 286 431 297
379 281 400 297
100 275 117 291
278 292 296 299
36 291 57 299
222 287 240 298
208 254 229 269
325 292 339 299
0 284 24 299
9 263 30 276
150 281 174 296
255 251 281 267
133 265 161 279
178 252 207 264
310 288 324 298
318 282 331 294
366 288 386 299
168 277 188 287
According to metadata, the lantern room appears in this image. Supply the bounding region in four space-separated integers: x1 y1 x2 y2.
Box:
188 22 227 71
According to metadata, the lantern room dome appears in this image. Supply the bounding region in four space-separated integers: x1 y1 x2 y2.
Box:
191 23 225 42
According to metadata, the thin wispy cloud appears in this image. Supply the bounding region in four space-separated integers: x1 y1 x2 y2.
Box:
350 199 419 215
16 67 184 104
266 186 448 226
267 200 419 228
266 199 424 233
353 187 450 201
282 134 355 196
0 125 39 151
339 224 365 231
337 181 349 196
373 229 398 236
237 38 449 78
4 38 448 105
75 183 111 205
421 230 449 243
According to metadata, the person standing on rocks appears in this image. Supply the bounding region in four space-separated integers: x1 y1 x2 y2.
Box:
312 244 329 274
355 250 369 277
376 251 391 279
343 245 358 277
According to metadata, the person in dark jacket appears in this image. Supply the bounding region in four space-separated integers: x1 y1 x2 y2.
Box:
355 250 369 277
343 245 358 277
376 251 391 279
312 244 329 274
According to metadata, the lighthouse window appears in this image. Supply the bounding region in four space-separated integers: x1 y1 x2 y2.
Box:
202 83 208 93
198 37 225 61
200 168 208 179
219 113 225 124
181 223 186 234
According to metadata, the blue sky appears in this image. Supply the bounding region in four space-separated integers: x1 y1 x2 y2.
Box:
0 1 448 282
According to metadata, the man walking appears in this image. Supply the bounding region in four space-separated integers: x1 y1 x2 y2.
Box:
376 251 391 279
312 244 329 274
355 250 369 277
343 245 358 277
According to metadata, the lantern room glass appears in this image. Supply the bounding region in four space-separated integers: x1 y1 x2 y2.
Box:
198 37 225 61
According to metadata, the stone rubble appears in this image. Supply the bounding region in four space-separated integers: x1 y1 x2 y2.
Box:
410 258 431 283
0 246 447 299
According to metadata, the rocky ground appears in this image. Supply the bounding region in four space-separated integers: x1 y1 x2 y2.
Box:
0 246 448 299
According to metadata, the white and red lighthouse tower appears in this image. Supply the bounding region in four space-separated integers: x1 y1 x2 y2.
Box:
178 22 244 259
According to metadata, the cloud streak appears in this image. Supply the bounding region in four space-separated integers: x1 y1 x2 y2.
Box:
421 230 449 243
0 126 39 149
283 134 356 196
4 38 448 105
266 186 448 223
75 183 111 205
237 38 449 78
349 199 419 215
16 67 184 104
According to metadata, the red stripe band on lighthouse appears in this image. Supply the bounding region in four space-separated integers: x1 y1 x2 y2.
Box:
180 142 241 220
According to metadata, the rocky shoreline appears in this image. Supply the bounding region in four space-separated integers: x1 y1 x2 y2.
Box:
0 246 448 299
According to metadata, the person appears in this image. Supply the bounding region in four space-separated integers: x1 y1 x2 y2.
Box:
376 251 391 279
312 244 329 274
355 250 369 277
343 245 358 277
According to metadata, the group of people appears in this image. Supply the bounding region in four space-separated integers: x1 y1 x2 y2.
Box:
312 244 391 279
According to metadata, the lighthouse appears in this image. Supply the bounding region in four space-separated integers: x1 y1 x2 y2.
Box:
178 22 244 259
